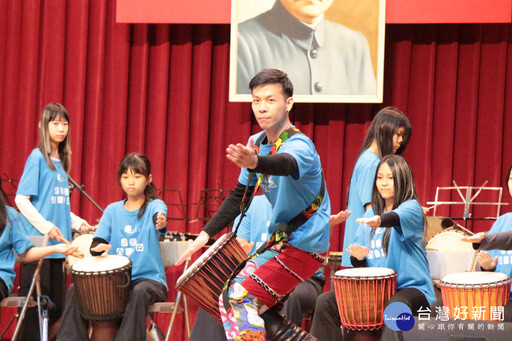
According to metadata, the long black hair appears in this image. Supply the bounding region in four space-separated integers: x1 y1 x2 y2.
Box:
359 107 412 157
370 155 425 255
38 103 72 173
117 153 158 219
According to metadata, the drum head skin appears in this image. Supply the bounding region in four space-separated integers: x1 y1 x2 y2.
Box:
426 229 474 252
334 267 396 278
72 255 131 273
441 271 510 286
67 234 94 266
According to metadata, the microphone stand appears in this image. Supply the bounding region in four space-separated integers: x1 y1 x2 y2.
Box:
68 176 103 213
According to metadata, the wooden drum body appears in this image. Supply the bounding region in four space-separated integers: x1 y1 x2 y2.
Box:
333 267 397 331
175 232 247 323
71 255 132 321
440 272 511 321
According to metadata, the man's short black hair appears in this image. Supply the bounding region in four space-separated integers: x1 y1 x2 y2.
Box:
249 69 294 98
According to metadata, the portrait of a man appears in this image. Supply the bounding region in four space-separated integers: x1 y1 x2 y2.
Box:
230 0 385 103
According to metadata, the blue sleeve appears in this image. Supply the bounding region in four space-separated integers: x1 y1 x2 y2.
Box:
356 159 379 208
17 151 41 196
9 208 35 254
149 199 168 217
94 205 113 242
279 135 316 179
393 200 424 241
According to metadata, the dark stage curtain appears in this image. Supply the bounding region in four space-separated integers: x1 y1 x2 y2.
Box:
1 1 512 338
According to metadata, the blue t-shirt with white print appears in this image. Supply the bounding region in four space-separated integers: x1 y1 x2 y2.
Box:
354 200 435 307
237 130 330 254
94 199 168 288
17 149 72 259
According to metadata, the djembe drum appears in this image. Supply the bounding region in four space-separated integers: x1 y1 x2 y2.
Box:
440 272 511 321
175 232 247 322
333 267 397 331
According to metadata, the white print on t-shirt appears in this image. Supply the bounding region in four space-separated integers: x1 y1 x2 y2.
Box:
57 174 65 182
116 248 124 255
51 185 69 206
121 238 128 247
136 244 144 252
260 175 277 193
124 224 140 234
125 248 134 256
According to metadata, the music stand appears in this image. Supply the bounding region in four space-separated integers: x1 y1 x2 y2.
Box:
427 180 508 228
12 235 51 341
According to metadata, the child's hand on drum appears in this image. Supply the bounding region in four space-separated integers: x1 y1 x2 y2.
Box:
91 243 111 254
461 232 485 244
346 244 369 261
155 212 167 230
476 251 498 271
56 244 81 257
175 231 210 266
329 210 351 227
356 215 381 228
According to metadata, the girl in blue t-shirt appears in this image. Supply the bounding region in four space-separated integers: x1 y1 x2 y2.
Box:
15 103 92 339
341 107 411 267
57 153 168 341
349 154 435 311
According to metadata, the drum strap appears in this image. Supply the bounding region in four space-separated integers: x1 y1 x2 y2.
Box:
224 127 326 312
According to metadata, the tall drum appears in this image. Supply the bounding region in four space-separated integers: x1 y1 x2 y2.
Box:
175 232 247 322
440 272 511 321
71 255 132 321
333 267 397 331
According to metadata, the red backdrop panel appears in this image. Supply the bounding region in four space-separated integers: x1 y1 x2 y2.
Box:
116 0 512 24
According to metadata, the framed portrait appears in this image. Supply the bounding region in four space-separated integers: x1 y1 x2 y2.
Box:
229 0 385 103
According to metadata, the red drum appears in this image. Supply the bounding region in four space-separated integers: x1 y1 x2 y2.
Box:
175 232 248 323
71 255 132 321
440 272 511 321
333 267 397 331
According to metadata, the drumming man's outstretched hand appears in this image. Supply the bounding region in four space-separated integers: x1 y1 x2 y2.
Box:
226 137 258 169
175 231 210 266
356 215 381 229
461 232 485 244
91 243 112 254
476 251 498 271
346 244 369 261
155 212 167 230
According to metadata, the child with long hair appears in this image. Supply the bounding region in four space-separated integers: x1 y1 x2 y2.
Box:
311 155 433 341
57 152 168 341
15 103 92 338
349 155 435 310
341 106 411 267
0 191 78 309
